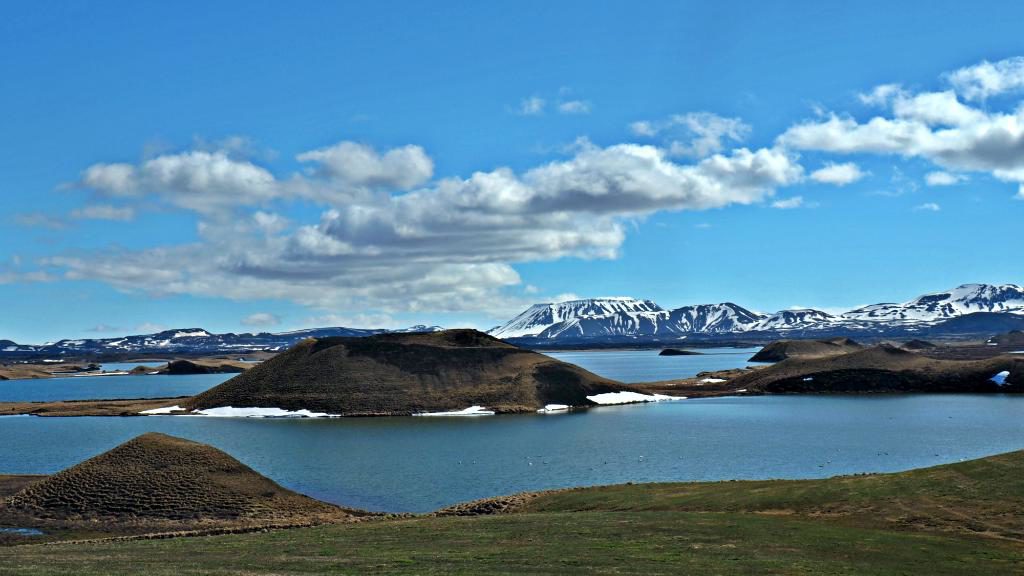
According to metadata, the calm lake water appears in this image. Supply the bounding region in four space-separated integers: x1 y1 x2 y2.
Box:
544 347 765 382
0 373 233 402
2 350 1023 513
2 395 1022 513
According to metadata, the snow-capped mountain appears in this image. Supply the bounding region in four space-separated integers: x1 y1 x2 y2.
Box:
489 298 666 339
0 325 444 359
667 303 763 333
748 309 839 332
489 298 765 339
842 284 1024 322
490 284 1024 342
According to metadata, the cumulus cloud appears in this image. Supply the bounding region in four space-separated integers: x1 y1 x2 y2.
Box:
924 171 967 186
778 59 1024 197
809 162 866 186
914 202 941 212
771 196 804 209
44 139 802 315
296 142 433 190
70 204 135 221
947 56 1024 101
79 151 277 214
630 112 751 158
858 83 903 107
77 141 432 215
240 312 281 327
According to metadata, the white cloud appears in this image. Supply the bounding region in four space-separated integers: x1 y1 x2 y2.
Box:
858 83 903 107
70 204 135 221
79 151 277 214
630 112 751 158
914 202 941 212
947 56 1024 101
778 61 1024 196
924 171 967 186
809 162 866 186
296 142 433 190
135 322 167 333
558 100 591 114
771 196 804 209
629 121 656 137
44 140 802 316
240 312 281 327
87 323 122 333
517 96 545 115
78 141 433 215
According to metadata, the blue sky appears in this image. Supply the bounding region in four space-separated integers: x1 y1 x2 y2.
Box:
3 1 1024 343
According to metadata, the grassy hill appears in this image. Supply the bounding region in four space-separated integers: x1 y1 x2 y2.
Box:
1 450 1022 574
186 329 629 415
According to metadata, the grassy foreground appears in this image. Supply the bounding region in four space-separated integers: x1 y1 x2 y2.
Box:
2 451 1023 575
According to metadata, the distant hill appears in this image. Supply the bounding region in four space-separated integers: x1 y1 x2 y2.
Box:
749 338 862 362
731 345 1022 394
186 330 632 415
3 433 351 528
0 325 444 360
988 330 1024 347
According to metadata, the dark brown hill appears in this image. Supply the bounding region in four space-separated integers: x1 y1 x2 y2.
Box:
990 330 1024 347
3 433 349 527
899 339 937 350
186 329 629 415
733 344 1022 393
749 337 863 362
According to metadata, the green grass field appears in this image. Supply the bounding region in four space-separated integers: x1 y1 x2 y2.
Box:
2 451 1022 575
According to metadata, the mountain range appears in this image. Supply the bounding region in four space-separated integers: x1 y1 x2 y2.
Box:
488 283 1024 343
4 284 1024 359
0 325 443 360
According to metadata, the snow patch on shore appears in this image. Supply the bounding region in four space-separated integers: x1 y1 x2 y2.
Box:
586 391 679 405
413 405 495 416
139 405 184 415
537 404 570 413
191 406 339 418
701 378 727 383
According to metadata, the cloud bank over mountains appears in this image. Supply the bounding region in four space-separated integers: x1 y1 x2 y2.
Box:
19 56 1024 320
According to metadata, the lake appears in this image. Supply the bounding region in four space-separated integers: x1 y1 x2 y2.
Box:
0 348 746 402
2 349 1022 513
1 394 1022 513
0 373 233 402
543 347 765 382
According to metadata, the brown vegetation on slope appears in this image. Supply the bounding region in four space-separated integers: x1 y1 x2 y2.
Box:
732 344 1023 393
1 433 357 532
749 337 863 362
186 330 628 415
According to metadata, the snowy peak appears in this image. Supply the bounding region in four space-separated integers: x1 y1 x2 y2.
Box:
749 309 838 331
490 283 1024 341
488 297 664 338
668 303 764 333
843 283 1024 322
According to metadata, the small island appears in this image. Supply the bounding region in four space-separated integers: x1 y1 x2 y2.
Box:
657 348 703 356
